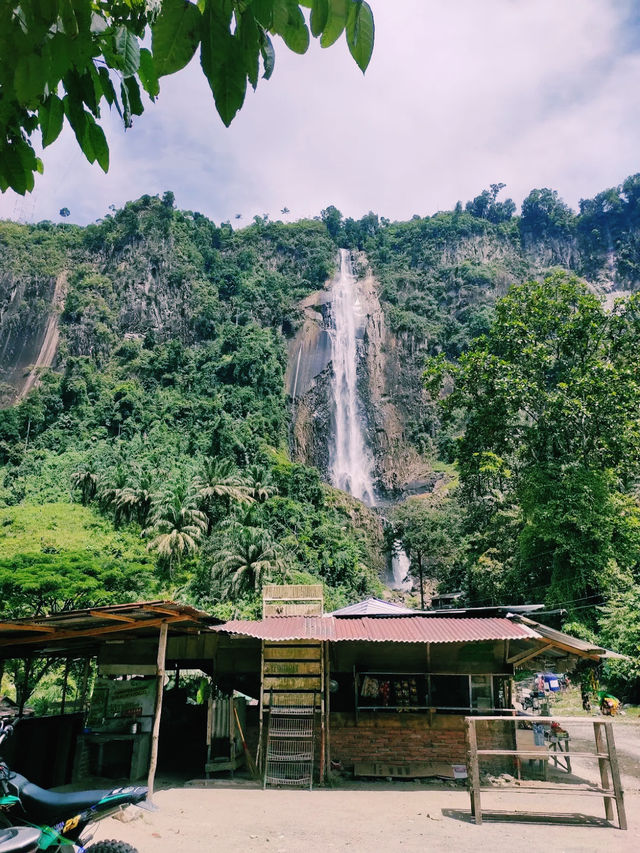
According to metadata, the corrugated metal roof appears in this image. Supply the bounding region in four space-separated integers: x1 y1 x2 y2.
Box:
329 598 415 616
213 615 540 644
0 600 219 660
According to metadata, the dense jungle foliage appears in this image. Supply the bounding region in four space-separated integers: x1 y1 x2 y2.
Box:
1 176 640 698
0 194 384 623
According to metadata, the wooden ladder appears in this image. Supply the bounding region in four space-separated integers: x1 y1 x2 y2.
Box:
259 639 324 788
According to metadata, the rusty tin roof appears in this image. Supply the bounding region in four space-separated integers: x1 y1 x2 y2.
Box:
213 615 540 644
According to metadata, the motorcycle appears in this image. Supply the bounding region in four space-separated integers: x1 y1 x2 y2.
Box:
0 719 148 853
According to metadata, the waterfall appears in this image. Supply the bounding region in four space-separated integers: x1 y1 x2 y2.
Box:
390 541 413 590
329 249 376 505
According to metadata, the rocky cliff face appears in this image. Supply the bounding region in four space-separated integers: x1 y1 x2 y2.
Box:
286 254 433 498
0 271 65 405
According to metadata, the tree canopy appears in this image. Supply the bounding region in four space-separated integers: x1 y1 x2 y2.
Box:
0 0 375 194
426 272 640 610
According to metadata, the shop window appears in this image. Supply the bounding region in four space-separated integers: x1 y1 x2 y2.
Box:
470 675 493 711
430 675 470 710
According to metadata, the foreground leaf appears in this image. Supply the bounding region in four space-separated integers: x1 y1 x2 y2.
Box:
346 0 374 72
39 95 65 148
200 0 247 126
152 0 202 77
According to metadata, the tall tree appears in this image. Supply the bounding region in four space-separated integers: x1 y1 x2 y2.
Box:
145 484 207 578
393 498 462 609
212 527 284 597
426 272 640 610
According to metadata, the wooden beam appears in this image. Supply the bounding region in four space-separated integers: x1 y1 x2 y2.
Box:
0 623 56 633
145 606 181 617
0 615 192 649
147 622 168 803
89 611 136 623
507 642 553 666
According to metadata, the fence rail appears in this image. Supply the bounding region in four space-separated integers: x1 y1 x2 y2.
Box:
464 715 627 830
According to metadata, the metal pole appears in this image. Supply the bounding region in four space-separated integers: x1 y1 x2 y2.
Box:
147 622 168 801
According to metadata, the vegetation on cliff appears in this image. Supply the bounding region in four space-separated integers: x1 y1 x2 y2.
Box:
0 195 382 619
2 177 640 694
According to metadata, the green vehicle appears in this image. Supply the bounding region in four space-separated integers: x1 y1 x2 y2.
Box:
0 721 147 853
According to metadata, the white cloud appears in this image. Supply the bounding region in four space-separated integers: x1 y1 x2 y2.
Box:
1 0 639 225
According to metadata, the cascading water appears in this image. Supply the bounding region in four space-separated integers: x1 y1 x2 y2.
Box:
329 249 376 505
328 250 412 591
390 541 413 591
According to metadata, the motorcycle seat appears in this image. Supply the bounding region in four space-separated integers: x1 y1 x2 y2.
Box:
8 773 147 825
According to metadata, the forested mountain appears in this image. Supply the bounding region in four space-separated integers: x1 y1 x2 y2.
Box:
1 178 639 694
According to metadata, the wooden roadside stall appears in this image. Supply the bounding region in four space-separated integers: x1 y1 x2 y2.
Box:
0 601 220 799
209 590 624 795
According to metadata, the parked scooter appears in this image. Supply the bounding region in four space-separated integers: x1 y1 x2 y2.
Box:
0 828 41 853
0 720 147 853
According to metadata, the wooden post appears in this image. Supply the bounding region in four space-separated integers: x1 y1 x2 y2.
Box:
257 639 265 771
18 658 32 717
593 721 614 821
60 658 70 715
78 657 91 714
464 716 482 825
324 641 331 779
603 720 627 830
147 622 168 801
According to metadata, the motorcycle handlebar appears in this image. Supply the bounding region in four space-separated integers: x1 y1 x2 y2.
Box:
0 722 14 746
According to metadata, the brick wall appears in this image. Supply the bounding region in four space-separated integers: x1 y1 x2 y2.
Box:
330 712 514 772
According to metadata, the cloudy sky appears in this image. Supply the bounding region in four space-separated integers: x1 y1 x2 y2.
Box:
1 0 640 225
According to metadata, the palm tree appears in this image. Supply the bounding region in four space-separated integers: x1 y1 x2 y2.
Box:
145 484 207 578
70 462 99 505
96 465 130 525
194 457 253 504
245 464 276 503
213 528 285 597
114 469 155 526
194 457 254 532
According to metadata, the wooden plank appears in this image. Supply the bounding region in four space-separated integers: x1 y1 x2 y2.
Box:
263 661 321 676
0 623 56 633
147 622 168 803
465 717 482 824
262 584 323 600
263 676 322 691
89 611 136 623
478 750 608 759
470 716 606 723
263 647 322 661
145 606 183 616
506 642 554 666
478 787 615 797
603 720 627 830
263 603 323 616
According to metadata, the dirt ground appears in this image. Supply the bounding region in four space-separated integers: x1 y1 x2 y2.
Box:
92 719 640 853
